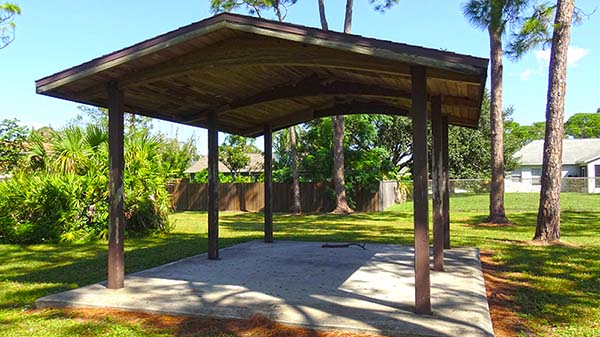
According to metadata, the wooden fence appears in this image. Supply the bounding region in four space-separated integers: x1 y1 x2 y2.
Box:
167 180 397 212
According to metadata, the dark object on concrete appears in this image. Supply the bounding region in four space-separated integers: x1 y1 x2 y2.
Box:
321 242 366 249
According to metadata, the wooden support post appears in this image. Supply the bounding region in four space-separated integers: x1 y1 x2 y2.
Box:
431 96 444 272
107 82 125 289
207 111 219 259
442 116 450 249
411 66 431 315
264 125 273 243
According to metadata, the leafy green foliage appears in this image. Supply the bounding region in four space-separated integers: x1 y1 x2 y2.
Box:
219 135 257 179
191 168 260 183
210 0 298 20
273 115 395 206
448 93 521 177
505 120 545 147
0 2 20 49
506 3 554 58
0 118 28 173
0 120 197 243
372 115 413 169
462 0 531 34
564 113 600 138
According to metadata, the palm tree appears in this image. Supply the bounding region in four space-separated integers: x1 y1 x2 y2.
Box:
463 0 529 224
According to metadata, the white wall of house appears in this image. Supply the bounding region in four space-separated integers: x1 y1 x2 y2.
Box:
506 164 598 193
586 157 600 193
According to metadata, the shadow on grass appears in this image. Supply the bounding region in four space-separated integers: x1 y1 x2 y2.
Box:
458 210 600 332
1 233 254 310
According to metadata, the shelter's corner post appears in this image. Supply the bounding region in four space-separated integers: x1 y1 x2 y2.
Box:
411 66 431 315
208 111 219 259
442 116 450 249
107 82 125 289
431 95 444 272
264 124 273 243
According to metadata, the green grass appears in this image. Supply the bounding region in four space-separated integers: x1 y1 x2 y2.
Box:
1 192 599 336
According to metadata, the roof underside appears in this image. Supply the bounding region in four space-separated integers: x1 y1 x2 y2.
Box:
36 13 488 137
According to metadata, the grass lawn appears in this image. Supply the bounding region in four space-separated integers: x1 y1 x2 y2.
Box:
1 192 599 336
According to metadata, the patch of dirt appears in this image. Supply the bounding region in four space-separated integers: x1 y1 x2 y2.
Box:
44 308 386 337
480 250 532 337
525 239 581 248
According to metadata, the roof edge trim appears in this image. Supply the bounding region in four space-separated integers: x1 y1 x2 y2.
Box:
36 21 229 94
225 21 485 75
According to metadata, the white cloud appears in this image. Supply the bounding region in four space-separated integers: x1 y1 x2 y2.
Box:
520 68 536 80
535 46 590 67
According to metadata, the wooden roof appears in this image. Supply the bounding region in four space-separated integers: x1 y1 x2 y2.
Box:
36 13 488 136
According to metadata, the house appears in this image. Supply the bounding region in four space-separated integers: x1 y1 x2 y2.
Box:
184 153 264 180
509 138 600 193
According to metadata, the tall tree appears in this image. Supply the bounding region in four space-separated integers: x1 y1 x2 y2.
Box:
0 2 20 49
564 113 600 138
534 0 575 242
219 135 253 179
318 0 353 214
463 0 529 224
210 0 302 213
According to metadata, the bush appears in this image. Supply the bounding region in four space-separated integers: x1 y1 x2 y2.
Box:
0 173 85 243
0 127 181 244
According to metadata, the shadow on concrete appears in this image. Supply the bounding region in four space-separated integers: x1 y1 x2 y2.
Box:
35 241 494 337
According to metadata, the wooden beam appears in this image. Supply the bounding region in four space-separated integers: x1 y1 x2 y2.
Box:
431 95 444 272
207 111 219 259
442 116 450 249
107 82 125 289
183 76 411 123
244 109 316 138
264 125 273 243
411 65 431 315
244 101 409 137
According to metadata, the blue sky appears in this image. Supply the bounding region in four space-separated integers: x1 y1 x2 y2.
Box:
1 0 598 154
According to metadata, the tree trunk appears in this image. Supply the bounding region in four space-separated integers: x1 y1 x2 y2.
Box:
332 115 352 213
317 0 329 30
289 126 301 213
271 6 301 214
329 0 354 214
486 28 509 224
344 0 353 33
534 0 575 242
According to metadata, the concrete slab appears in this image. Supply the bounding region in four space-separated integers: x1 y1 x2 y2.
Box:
36 241 494 337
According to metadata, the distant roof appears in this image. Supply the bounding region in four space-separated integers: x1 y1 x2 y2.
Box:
35 13 488 136
514 138 600 165
184 153 264 174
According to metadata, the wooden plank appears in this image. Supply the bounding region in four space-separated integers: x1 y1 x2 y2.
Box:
431 96 444 272
207 111 219 259
107 82 125 289
183 76 411 123
442 116 450 249
411 66 431 315
264 125 273 243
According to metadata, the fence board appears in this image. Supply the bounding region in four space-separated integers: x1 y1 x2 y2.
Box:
168 180 397 212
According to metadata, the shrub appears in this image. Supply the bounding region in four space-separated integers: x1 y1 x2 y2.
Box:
0 126 181 244
0 173 85 243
